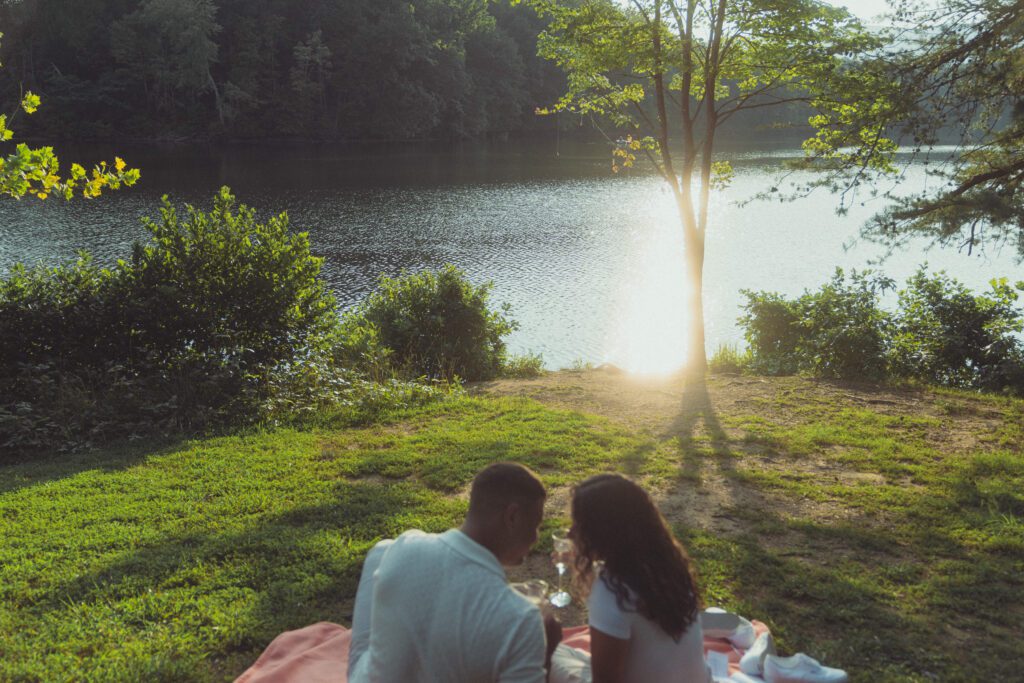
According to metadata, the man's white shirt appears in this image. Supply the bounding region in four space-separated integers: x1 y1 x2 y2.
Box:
348 529 547 683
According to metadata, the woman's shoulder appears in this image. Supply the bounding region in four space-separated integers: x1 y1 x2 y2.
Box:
591 567 637 608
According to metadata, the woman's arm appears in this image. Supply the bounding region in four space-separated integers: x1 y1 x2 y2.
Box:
589 626 630 683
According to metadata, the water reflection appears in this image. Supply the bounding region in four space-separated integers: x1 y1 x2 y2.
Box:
0 141 1017 373
605 189 690 374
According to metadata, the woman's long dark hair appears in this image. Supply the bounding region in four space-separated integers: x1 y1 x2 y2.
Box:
570 474 702 640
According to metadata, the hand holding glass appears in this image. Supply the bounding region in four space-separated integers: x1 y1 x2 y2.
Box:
549 528 572 608
510 579 549 606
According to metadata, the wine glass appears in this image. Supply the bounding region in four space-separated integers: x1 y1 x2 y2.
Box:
510 579 549 606
549 528 572 608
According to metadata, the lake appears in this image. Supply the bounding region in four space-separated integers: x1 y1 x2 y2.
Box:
0 141 1018 373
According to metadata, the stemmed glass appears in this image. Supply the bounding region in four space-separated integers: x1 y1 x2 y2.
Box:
549 528 572 608
510 579 550 606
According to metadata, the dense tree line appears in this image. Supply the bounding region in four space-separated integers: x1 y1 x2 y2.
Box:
0 0 568 140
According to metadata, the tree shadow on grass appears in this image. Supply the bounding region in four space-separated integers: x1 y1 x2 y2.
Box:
660 384 1024 683
663 378 741 491
618 440 657 476
29 478 451 679
683 506 1024 680
0 435 191 496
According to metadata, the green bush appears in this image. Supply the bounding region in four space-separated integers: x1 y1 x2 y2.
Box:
892 269 1024 391
794 269 894 380
128 187 338 371
738 268 1024 394
737 292 802 375
342 265 518 381
0 187 340 453
740 269 893 380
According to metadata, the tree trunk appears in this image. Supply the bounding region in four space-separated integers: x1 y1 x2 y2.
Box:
674 189 707 384
208 69 225 127
684 226 706 383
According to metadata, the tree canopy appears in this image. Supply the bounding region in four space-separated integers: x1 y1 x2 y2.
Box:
524 0 895 376
864 0 1024 261
0 0 568 141
0 32 139 200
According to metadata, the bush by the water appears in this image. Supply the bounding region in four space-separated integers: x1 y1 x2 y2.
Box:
738 268 1024 394
740 270 893 380
890 270 1024 392
708 344 752 374
339 265 519 381
0 188 340 453
0 191 529 455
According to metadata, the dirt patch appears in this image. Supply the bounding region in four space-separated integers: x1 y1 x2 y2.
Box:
475 367 1005 535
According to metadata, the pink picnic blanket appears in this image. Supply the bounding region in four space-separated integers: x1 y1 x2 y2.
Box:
234 620 770 682
235 622 351 683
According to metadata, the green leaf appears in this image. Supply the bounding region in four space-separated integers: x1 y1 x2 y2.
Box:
20 92 41 115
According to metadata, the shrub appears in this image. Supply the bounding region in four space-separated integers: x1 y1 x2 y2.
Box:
737 292 801 375
708 344 750 374
128 187 339 372
891 269 1024 392
738 267 1024 394
0 187 340 453
740 269 893 380
342 265 518 381
500 352 546 379
793 269 894 380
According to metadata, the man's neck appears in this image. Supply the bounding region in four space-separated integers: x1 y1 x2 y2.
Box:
460 520 505 566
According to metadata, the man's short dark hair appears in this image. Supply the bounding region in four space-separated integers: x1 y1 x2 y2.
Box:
468 462 546 515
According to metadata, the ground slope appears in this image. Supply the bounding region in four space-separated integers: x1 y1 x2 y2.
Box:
0 370 1020 681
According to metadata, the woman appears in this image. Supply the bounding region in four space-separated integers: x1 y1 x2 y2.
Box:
552 474 711 683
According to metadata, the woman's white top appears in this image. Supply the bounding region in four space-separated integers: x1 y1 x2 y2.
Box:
587 570 711 683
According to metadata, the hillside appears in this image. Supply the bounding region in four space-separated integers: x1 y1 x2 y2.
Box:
1 369 1021 681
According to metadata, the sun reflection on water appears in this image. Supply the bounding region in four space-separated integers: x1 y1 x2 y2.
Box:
604 194 692 375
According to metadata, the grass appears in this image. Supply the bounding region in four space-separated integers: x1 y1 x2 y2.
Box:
1 378 1022 681
0 396 655 681
500 352 547 379
699 381 1023 681
708 343 750 374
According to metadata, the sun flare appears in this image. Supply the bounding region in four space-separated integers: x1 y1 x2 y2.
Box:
606 195 691 376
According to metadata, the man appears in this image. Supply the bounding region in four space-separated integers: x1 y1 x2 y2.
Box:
348 462 559 682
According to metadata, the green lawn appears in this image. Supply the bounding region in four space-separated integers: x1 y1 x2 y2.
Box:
1 381 1021 681
0 396 656 681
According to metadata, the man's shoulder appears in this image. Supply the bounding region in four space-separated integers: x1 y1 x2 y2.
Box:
497 589 544 625
383 529 445 556
373 529 459 577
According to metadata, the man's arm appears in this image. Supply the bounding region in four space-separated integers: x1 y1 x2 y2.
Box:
347 539 393 678
542 608 563 672
497 610 548 683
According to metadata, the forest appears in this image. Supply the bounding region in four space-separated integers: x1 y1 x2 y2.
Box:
0 0 814 142
0 0 569 140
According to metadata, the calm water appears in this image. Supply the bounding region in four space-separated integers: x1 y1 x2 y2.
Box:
0 141 1018 373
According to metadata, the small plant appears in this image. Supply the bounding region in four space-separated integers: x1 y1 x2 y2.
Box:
342 265 518 381
501 352 546 379
708 344 750 374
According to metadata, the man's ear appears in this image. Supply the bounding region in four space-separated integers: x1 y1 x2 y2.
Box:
503 501 522 528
